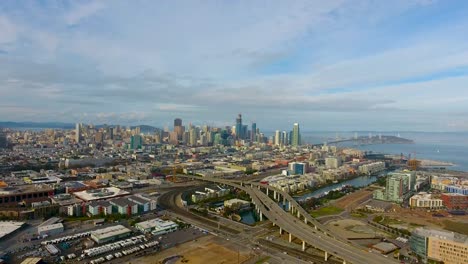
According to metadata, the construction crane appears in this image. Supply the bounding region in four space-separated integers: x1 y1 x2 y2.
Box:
407 151 420 171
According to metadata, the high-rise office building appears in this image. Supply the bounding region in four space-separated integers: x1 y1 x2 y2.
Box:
235 114 242 139
251 123 256 142
75 123 81 143
174 118 184 140
189 127 197 146
274 130 281 146
282 131 288 146
130 135 143 149
174 118 182 127
0 129 7 148
291 123 301 147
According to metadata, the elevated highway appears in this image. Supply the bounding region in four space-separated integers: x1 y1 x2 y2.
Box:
178 175 397 264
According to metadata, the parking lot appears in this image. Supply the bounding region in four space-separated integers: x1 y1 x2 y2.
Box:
1 219 207 264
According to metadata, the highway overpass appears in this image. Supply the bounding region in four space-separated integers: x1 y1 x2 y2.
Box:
178 175 397 264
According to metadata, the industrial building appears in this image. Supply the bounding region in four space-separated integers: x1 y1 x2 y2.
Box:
90 225 132 244
0 221 24 239
135 218 178 235
0 185 54 207
37 223 64 236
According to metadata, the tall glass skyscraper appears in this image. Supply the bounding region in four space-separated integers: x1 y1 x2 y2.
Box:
291 123 301 147
251 122 256 142
235 114 242 139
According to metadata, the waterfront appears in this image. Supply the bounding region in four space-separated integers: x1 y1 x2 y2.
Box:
303 131 468 172
296 175 378 201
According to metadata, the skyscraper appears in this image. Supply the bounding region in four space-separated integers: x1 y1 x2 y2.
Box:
291 123 301 147
174 118 184 140
274 130 281 146
0 129 7 148
130 135 143 149
251 122 256 142
75 123 81 143
235 114 242 139
174 118 182 127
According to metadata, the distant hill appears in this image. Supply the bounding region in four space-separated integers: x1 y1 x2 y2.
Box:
0 121 74 129
0 121 162 132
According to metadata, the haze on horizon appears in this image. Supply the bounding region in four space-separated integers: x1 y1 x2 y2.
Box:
1 1 468 132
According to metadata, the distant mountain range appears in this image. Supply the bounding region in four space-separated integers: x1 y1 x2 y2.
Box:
0 121 161 133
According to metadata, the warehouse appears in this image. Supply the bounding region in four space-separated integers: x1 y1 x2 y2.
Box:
135 218 178 235
37 223 64 236
90 225 131 244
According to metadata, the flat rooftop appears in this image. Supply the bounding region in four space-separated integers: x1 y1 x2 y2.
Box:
73 187 129 202
0 221 24 239
0 185 53 195
90 225 131 241
136 218 177 230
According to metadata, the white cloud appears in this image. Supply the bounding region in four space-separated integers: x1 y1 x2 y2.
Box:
65 1 105 25
0 16 19 44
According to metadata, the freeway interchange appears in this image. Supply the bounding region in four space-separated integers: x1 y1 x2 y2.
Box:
175 175 398 264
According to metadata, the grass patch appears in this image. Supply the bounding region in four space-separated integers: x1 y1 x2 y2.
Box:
443 220 468 235
310 206 344 217
350 212 367 218
255 256 271 264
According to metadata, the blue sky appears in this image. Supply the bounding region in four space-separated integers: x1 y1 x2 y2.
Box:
1 0 468 131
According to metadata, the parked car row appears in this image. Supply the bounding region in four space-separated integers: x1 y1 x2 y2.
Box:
82 235 147 258
88 240 160 264
41 232 91 245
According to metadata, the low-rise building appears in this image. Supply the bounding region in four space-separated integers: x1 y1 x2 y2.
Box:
409 192 443 209
223 199 250 210
135 218 178 235
359 161 385 175
440 193 467 210
88 201 113 216
90 225 131 244
410 228 468 264
109 198 138 215
37 223 64 236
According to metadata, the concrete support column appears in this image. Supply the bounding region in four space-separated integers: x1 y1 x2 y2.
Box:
314 225 317 230
266 188 269 195
259 211 263 221
289 233 292 243
304 218 307 224
258 185 260 190
279 227 282 234
297 211 300 218
274 191 277 200
302 241 306 251
251 183 254 188
325 251 329 261
282 197 286 206
343 260 346 264
272 222 275 227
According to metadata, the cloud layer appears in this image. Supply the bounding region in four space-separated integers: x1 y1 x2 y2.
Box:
1 0 468 131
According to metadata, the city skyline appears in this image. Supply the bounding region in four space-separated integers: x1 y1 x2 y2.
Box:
2 1 468 131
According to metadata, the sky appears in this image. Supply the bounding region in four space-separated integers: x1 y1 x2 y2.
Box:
1 0 468 132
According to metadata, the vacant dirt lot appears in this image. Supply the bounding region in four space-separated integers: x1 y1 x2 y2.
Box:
326 219 386 239
133 235 252 264
333 188 374 210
